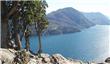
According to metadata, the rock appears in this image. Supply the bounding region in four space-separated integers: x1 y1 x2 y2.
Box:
67 58 84 64
42 57 50 63
40 53 50 58
105 57 110 63
51 54 81 64
0 48 15 64
0 61 2 64
39 53 51 63
52 54 67 60
0 48 107 64
28 58 36 64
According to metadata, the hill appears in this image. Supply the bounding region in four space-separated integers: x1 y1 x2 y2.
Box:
45 7 95 35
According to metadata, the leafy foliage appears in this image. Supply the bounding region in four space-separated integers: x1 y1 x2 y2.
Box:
2 0 48 53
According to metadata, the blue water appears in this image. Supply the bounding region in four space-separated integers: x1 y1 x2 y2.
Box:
22 25 110 62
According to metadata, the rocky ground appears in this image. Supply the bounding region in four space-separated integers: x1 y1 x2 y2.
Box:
0 48 110 64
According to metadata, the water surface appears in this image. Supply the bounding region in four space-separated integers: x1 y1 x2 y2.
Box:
22 25 110 62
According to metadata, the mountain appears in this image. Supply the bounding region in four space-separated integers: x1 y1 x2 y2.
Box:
83 12 110 25
44 7 95 35
31 7 110 36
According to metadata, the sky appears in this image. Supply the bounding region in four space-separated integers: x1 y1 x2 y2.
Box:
46 0 110 18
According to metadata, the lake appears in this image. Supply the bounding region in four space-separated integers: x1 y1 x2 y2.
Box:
22 25 110 62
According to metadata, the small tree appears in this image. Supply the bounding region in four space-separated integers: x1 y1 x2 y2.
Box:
33 0 48 54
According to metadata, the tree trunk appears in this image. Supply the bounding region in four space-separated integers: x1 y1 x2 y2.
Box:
37 32 42 54
1 1 19 48
15 32 22 50
1 1 9 48
13 18 22 50
1 19 8 48
25 31 30 51
35 22 42 54
25 38 30 51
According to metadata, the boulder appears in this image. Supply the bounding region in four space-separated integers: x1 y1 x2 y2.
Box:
0 48 15 64
105 57 110 63
51 54 81 64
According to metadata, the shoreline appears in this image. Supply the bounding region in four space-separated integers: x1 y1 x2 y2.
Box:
0 48 109 64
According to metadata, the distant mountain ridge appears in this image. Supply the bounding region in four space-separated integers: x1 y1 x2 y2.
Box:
83 12 110 25
31 7 110 35
44 7 95 35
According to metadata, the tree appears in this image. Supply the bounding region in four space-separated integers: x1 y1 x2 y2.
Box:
1 0 48 53
1 1 21 49
33 0 48 54
1 1 32 50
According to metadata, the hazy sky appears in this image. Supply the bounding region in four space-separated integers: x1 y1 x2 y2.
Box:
46 0 110 18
